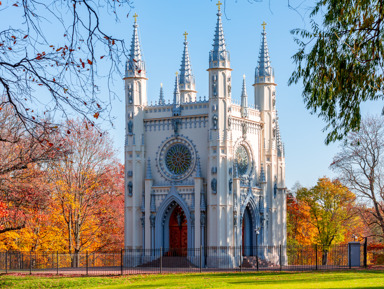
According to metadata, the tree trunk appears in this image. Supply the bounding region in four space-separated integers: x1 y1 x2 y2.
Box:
322 250 328 265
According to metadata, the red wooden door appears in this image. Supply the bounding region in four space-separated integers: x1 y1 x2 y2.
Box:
169 205 187 256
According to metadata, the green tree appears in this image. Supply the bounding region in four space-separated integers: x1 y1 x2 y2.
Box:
296 177 356 265
289 0 384 144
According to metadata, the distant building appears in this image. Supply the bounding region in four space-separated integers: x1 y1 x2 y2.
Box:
124 3 286 267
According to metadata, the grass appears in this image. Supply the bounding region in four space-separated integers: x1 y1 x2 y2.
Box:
0 270 384 289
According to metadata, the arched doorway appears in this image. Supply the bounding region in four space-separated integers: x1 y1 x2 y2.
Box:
168 204 188 256
242 205 254 256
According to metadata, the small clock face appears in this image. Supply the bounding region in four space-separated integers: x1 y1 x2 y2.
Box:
236 145 249 175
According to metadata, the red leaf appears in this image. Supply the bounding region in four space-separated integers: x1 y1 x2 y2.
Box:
100 56 105 59
67 130 71 134
12 3 18 7
11 36 16 39
24 35 28 39
87 59 93 65
81 62 85 68
93 112 99 119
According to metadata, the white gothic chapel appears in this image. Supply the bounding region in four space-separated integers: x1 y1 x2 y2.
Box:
124 3 287 267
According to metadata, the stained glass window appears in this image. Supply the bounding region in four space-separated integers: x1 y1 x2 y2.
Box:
236 145 249 175
165 144 192 175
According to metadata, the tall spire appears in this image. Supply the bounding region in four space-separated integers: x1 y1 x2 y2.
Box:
126 13 145 77
158 83 165 105
255 22 273 82
179 32 195 89
241 74 248 118
209 1 230 68
172 72 181 116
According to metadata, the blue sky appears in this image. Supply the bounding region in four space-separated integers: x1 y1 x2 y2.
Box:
103 0 381 189
4 0 381 189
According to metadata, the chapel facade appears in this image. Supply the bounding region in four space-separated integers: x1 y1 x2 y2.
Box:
124 4 287 266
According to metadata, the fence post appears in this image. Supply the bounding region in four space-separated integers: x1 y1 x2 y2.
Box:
240 246 242 272
279 245 282 271
256 245 259 272
364 237 368 268
348 243 351 269
5 251 7 274
29 251 32 275
86 251 89 275
200 246 202 273
315 245 318 270
56 251 59 275
121 249 123 275
160 247 163 274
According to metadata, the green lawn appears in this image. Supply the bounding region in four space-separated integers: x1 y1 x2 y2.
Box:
1 270 384 289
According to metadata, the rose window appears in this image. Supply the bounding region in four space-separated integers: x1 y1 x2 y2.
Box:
165 144 192 176
235 145 249 175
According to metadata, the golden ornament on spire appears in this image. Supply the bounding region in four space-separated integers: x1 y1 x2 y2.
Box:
262 21 267 30
216 1 222 11
175 71 178 76
133 13 138 23
183 31 188 41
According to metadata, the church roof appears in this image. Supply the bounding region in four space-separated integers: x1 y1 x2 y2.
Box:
255 25 273 79
179 33 195 87
126 15 145 76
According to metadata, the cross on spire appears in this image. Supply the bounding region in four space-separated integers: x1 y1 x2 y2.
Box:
183 31 188 41
216 1 222 11
262 21 267 30
133 13 138 23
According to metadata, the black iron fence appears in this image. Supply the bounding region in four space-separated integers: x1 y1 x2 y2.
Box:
0 243 373 275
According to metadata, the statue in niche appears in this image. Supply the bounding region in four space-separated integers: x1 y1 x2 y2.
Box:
128 120 133 135
242 123 247 137
172 119 181 135
211 178 217 194
128 181 133 197
273 127 276 138
150 213 156 227
233 213 237 227
229 178 233 194
228 84 231 93
212 115 218 130
274 183 277 198
200 211 206 226
140 215 145 227
228 117 231 129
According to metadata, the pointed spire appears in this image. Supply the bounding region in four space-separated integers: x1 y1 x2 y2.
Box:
255 22 273 82
260 163 266 183
158 83 165 105
145 158 152 179
241 74 248 118
126 13 145 77
172 72 181 116
209 1 230 68
179 32 195 89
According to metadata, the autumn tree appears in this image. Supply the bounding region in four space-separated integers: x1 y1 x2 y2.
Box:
289 0 384 143
331 116 384 242
296 178 357 265
47 120 122 266
0 102 62 234
0 0 132 138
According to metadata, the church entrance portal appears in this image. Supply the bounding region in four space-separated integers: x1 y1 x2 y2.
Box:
242 205 253 256
168 204 187 256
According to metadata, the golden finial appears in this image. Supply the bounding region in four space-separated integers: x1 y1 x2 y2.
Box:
161 82 163 88
175 71 178 76
262 21 267 30
216 1 222 11
133 13 138 23
183 31 188 41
